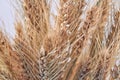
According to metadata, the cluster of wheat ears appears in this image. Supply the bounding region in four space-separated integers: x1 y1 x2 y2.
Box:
0 0 120 80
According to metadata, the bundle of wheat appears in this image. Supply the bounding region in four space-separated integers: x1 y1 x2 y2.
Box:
0 0 120 80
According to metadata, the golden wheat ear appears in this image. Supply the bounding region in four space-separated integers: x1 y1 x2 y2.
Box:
0 30 26 80
22 0 50 50
12 0 51 80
